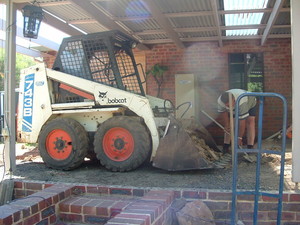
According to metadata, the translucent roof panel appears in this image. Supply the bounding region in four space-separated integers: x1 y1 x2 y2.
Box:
224 0 269 36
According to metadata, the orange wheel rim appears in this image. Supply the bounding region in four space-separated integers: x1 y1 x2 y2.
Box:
46 129 73 160
103 127 134 162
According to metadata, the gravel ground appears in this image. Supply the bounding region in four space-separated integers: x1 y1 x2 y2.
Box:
0 140 297 192
0 142 296 192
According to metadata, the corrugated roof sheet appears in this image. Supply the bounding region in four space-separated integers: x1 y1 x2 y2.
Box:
42 3 90 22
5 0 290 48
153 0 212 13
170 16 216 28
95 0 151 18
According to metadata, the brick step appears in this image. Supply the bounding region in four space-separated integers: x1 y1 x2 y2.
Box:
56 222 103 225
59 194 139 224
58 190 175 225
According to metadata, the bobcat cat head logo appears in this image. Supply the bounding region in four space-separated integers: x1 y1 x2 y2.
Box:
99 91 108 98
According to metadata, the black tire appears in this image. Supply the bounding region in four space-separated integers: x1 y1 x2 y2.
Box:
38 118 89 170
94 116 151 171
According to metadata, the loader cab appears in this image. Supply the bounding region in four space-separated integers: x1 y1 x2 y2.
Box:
52 30 145 103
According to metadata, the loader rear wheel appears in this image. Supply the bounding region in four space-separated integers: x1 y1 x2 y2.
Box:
38 118 89 170
94 116 151 172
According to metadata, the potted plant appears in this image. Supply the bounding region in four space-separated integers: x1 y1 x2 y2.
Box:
146 63 168 97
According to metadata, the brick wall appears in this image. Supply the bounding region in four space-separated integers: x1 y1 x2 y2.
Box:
9 181 300 225
43 39 292 143
174 189 300 225
43 51 56 69
144 39 292 142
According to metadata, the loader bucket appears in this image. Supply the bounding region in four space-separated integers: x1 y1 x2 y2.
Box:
152 116 216 171
180 118 222 153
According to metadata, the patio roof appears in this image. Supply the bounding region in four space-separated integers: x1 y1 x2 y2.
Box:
0 0 291 52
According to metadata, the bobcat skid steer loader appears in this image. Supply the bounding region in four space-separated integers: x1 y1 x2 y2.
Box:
17 30 220 172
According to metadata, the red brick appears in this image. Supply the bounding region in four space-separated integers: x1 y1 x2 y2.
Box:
0 215 13 225
44 183 53 188
142 195 170 206
269 211 295 221
96 200 115 217
237 195 255 201
84 215 109 224
59 213 82 223
49 214 57 224
25 182 43 191
115 213 150 225
182 191 206 199
122 209 155 223
22 207 31 218
14 189 26 199
70 198 90 214
262 194 288 202
283 203 300 212
108 217 144 225
14 181 23 189
52 195 59 204
209 192 232 201
213 210 231 220
41 206 55 219
59 197 78 212
13 211 21 223
111 201 132 212
86 186 98 194
23 213 40 225
110 188 132 196
290 194 300 202
83 199 101 215
133 189 145 197
173 191 181 199
127 203 162 218
97 186 109 194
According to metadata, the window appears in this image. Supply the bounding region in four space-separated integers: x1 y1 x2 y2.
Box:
228 53 264 92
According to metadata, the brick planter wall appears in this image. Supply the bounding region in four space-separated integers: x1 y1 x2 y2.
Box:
0 181 297 225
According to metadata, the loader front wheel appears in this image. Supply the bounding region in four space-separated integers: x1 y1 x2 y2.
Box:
94 116 151 171
38 118 89 170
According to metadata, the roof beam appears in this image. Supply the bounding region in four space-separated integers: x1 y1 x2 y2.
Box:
210 0 223 47
0 39 48 58
69 0 149 50
68 19 98 25
134 24 290 37
261 0 285 45
219 7 289 15
141 33 290 45
143 0 185 48
39 1 72 7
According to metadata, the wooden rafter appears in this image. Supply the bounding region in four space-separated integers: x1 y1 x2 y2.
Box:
70 0 149 50
261 0 286 45
210 0 223 47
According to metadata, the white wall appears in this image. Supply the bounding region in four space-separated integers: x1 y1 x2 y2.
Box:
291 0 300 182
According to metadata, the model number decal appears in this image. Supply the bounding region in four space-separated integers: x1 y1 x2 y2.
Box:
22 73 35 132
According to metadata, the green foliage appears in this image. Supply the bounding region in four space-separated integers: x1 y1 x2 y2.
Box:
0 49 38 91
146 63 168 97
247 82 263 92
